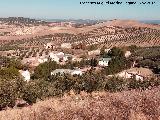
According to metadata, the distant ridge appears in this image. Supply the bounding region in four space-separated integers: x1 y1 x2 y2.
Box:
79 19 160 31
140 20 160 25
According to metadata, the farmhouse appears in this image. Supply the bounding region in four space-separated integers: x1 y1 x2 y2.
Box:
51 69 72 76
116 67 153 81
117 71 133 79
49 52 73 63
63 54 72 62
49 53 59 63
105 48 111 53
49 52 63 63
19 70 31 82
117 71 144 81
51 69 83 76
125 51 132 58
71 69 83 76
38 56 48 64
98 58 111 67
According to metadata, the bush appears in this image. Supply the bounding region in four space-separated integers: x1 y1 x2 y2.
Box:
22 79 63 104
105 77 127 92
128 78 160 90
0 63 159 110
0 77 25 110
22 81 42 104
0 66 19 79
51 74 76 94
104 47 132 75
0 57 24 69
33 61 59 79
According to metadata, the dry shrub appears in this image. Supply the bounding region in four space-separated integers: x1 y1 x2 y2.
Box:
0 87 160 120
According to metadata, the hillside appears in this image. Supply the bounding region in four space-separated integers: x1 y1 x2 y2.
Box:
1 19 160 47
102 20 160 29
0 19 160 42
0 87 160 120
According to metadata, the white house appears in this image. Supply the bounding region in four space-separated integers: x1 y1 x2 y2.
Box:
116 71 144 81
116 67 153 81
117 71 133 79
135 74 144 81
63 54 72 62
105 49 111 53
49 52 60 63
57 52 65 58
117 71 144 81
49 52 73 63
125 51 132 58
98 58 112 67
63 56 69 62
51 69 83 76
71 69 83 76
38 57 48 64
19 70 30 82
51 69 72 76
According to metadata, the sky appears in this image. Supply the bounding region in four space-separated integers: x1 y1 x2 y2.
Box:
0 0 159 20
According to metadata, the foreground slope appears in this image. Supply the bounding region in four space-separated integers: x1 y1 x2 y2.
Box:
0 86 160 120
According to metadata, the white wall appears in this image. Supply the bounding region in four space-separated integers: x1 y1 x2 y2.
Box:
98 61 109 66
49 53 60 63
21 70 30 82
135 75 144 81
117 71 132 79
71 70 83 76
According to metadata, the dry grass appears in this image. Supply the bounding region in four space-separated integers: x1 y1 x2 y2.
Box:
0 86 160 120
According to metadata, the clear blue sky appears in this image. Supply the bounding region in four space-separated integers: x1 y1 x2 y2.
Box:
0 0 159 20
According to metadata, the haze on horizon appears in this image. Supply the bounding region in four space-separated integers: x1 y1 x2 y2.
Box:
0 0 159 20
